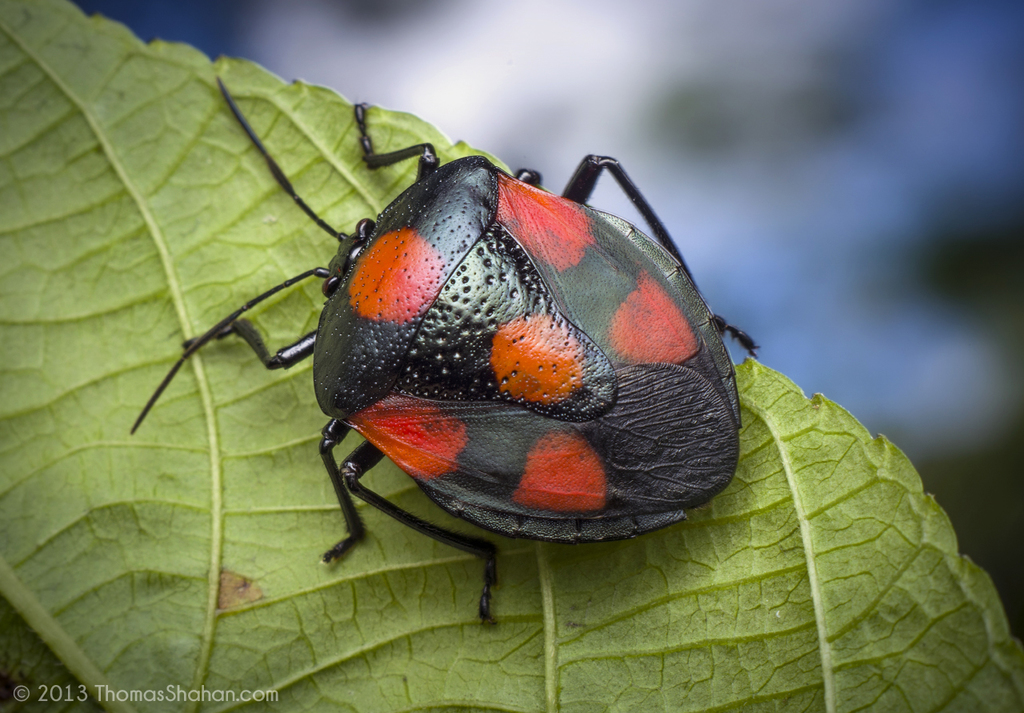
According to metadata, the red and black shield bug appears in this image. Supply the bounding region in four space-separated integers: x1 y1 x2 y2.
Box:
133 79 758 623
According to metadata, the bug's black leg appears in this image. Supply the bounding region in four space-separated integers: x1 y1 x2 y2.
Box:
564 155 759 357
354 103 439 181
323 431 499 623
319 419 366 562
514 168 542 185
218 78 346 242
712 316 759 357
188 320 317 370
563 155 687 273
131 267 330 434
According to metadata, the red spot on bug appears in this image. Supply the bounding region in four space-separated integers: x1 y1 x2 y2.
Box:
490 314 584 405
609 273 698 364
348 395 467 481
496 173 594 271
348 227 445 324
513 431 606 512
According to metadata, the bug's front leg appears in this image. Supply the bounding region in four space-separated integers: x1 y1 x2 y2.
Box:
131 267 330 434
354 103 439 180
188 320 317 370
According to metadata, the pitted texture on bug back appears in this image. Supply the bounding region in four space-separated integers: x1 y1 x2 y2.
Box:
490 314 586 406
314 157 499 419
347 227 446 324
396 225 616 422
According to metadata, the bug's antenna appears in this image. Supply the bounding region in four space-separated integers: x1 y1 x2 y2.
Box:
132 267 330 434
217 78 347 242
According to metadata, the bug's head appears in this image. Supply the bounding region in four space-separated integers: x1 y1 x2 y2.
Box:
321 218 375 299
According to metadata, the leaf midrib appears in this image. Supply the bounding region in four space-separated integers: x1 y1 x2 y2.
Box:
534 542 558 713
746 399 837 713
0 13 174 713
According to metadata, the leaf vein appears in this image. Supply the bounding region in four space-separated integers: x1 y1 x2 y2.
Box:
211 619 499 712
696 683 824 713
0 356 190 422
558 562 808 645
218 552 509 615
0 185 137 237
834 601 970 671
51 569 206 617
1 101 76 156
14 498 210 569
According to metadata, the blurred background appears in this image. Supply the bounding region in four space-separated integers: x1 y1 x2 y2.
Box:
72 0 1024 637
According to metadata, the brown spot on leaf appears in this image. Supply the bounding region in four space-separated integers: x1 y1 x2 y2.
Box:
218 570 263 610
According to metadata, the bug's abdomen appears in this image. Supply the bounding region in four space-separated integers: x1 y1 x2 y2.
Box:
345 355 737 542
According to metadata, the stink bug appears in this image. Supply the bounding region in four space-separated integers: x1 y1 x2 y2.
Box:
133 80 757 623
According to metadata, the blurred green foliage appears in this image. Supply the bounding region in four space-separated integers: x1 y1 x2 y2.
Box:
917 218 1024 638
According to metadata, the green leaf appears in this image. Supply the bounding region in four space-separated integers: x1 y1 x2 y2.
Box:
1 1 1021 712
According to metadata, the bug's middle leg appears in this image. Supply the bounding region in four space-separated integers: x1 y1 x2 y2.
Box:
319 420 499 623
319 419 366 562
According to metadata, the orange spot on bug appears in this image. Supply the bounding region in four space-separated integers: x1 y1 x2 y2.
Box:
496 174 594 271
348 396 467 481
348 227 446 324
490 315 583 405
513 431 606 512
609 273 698 364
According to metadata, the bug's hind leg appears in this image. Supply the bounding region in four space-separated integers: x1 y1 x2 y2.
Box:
712 316 759 357
563 155 758 357
514 168 542 185
563 155 686 273
320 420 498 623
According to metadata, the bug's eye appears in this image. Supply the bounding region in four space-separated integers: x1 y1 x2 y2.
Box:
322 275 341 297
338 218 374 278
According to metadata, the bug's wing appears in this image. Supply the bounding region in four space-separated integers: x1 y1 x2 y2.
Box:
348 361 737 540
493 174 740 424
